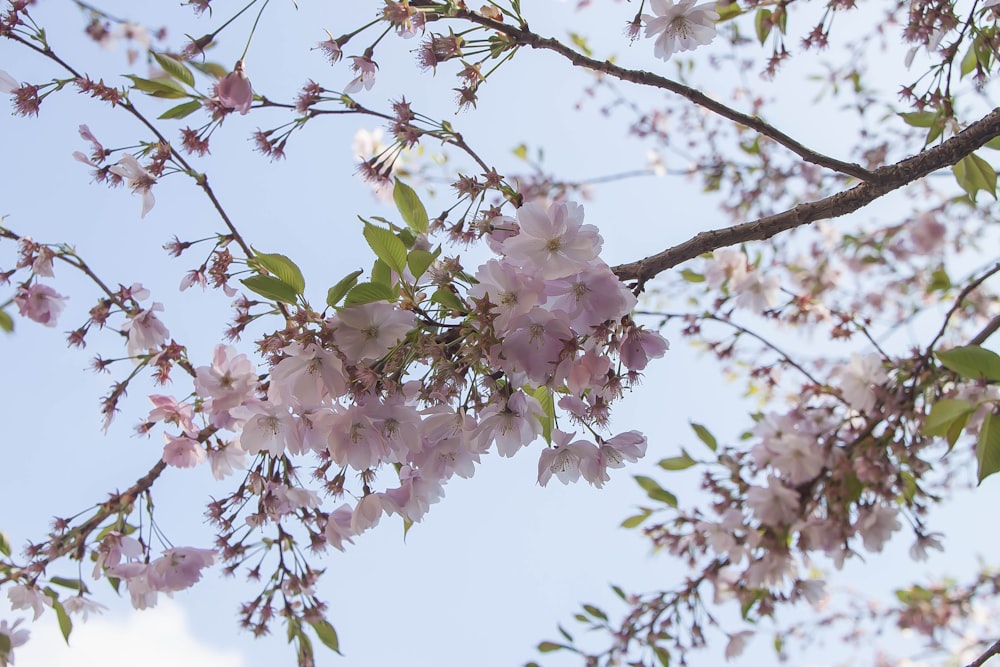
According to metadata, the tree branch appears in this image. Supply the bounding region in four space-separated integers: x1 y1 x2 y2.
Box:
451 9 873 181
612 107 1000 287
966 638 1000 667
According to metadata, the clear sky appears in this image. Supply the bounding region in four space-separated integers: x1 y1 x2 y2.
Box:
2 2 999 667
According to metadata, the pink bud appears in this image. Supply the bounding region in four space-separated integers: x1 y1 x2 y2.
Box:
215 60 253 115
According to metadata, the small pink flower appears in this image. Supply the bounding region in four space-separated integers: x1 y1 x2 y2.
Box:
344 56 377 93
619 326 669 371
109 154 156 218
332 302 415 362
162 432 206 468
215 60 253 115
14 283 67 327
147 547 216 592
122 302 170 358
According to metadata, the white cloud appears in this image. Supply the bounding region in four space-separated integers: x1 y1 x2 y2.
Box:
13 599 244 667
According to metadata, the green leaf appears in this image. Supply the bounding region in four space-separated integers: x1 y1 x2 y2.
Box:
898 111 938 128
152 52 195 87
937 345 1000 382
49 576 84 591
755 9 772 44
558 624 573 642
0 530 9 557
568 32 593 57
611 584 627 600
0 309 11 332
344 282 396 306
680 269 705 283
961 43 979 78
985 136 1000 150
308 620 342 655
364 224 408 275
537 641 566 653
953 153 998 201
327 269 364 308
582 604 608 621
654 646 671 667
189 60 229 79
922 399 976 437
658 451 697 471
716 2 744 21
251 252 306 294
621 508 652 528
52 599 73 643
531 386 555 445
407 248 437 281
512 144 528 160
690 422 718 451
371 259 393 288
634 476 678 507
158 99 202 120
0 632 11 657
977 411 1000 483
393 179 429 233
431 287 465 312
125 75 189 99
241 275 299 304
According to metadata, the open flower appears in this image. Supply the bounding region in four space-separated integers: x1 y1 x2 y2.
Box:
109 153 156 218
14 283 66 327
642 0 719 60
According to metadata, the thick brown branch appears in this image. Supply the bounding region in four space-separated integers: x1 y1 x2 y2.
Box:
966 638 1000 667
612 107 1000 287
452 10 872 181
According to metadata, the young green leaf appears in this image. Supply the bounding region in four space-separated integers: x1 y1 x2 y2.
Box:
0 530 10 557
537 641 568 653
344 282 396 306
658 451 697 471
125 75 189 99
755 8 772 44
158 99 202 120
393 178 429 233
936 345 1000 382
431 287 465 312
530 386 555 445
621 508 652 528
49 576 84 591
152 52 195 87
953 153 998 201
977 411 1000 484
326 269 364 308
0 309 11 333
240 275 299 304
251 251 306 294
308 620 342 655
406 248 438 281
52 599 73 643
690 422 718 451
921 399 976 437
363 224 408 275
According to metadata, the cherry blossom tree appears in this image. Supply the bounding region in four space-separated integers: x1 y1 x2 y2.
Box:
1 0 1000 665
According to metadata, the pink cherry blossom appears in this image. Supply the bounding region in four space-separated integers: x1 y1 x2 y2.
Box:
14 283 66 327
215 60 253 115
498 307 575 385
122 302 170 358
193 345 258 426
546 264 637 331
578 431 647 487
704 248 748 288
537 430 595 486
147 547 216 592
332 302 415 362
324 504 355 551
619 326 669 371
642 0 719 60
6 584 48 621
833 352 889 413
501 200 603 280
0 619 30 662
746 475 800 527
162 432 206 468
147 394 196 434
92 531 143 579
207 441 249 480
351 493 385 534
469 259 546 333
109 154 156 218
61 596 107 621
326 405 391 470
732 270 782 311
855 505 900 553
474 392 544 457
344 56 377 93
269 343 348 407
235 401 298 457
